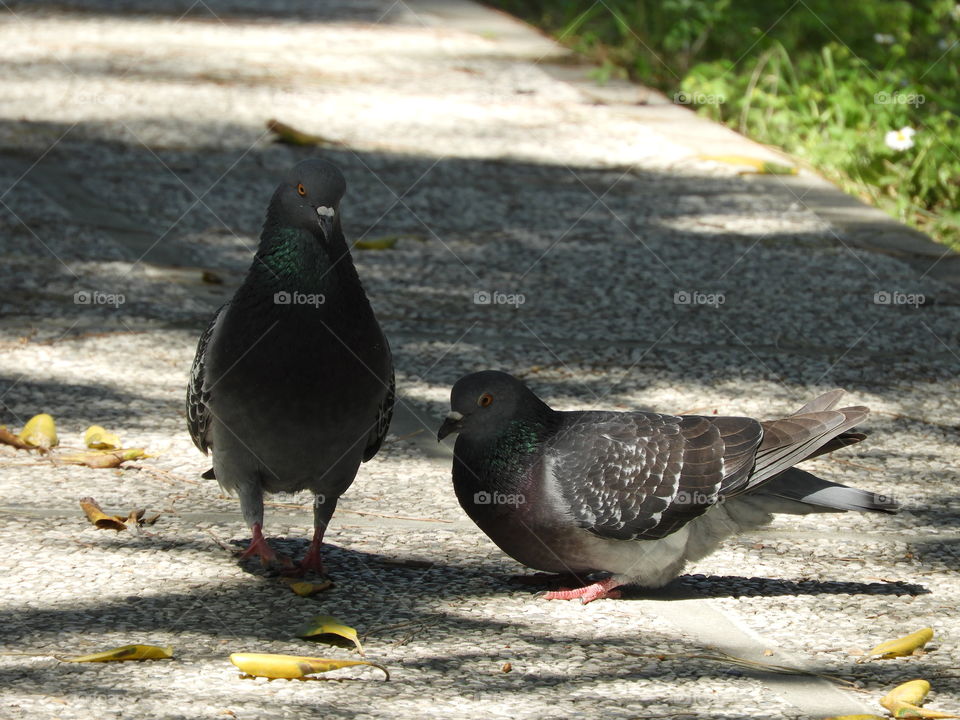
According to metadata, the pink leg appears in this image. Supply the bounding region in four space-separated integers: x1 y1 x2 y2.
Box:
238 523 292 569
297 525 327 576
543 577 623 604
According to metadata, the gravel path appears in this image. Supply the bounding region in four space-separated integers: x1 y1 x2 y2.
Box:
1 2 958 719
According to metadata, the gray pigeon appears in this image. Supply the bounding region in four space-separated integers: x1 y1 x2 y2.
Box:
437 371 897 603
187 158 394 574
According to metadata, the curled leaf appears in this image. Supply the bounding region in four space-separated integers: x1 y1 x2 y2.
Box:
59 644 173 662
881 679 960 718
867 628 934 660
230 653 387 680
119 447 149 461
285 579 333 597
19 413 58 449
297 615 364 655
886 679 931 707
60 447 150 469
265 119 345 148
79 497 127 531
84 425 122 450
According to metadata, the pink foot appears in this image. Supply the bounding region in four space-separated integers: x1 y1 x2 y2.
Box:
543 577 623 604
238 523 292 569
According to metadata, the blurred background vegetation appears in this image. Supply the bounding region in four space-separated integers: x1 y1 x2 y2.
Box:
488 0 960 248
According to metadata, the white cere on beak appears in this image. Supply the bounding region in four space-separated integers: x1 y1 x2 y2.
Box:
445 411 464 422
317 206 335 218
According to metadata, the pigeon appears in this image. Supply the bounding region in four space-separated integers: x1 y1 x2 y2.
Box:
437 371 897 603
187 158 394 574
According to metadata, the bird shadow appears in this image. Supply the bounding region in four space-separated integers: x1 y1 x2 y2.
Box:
224 535 931 599
228 537 459 579
498 571 928 600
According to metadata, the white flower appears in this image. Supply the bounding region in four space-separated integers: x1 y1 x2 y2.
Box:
873 33 896 45
885 126 916 151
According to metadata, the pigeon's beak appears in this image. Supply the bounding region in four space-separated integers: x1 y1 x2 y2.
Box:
437 411 464 441
317 206 335 239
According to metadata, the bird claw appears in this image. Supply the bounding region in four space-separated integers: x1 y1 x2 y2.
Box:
292 538 327 577
542 578 623 604
238 524 294 570
238 541 293 570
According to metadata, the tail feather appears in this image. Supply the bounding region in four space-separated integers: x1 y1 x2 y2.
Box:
804 430 867 460
792 389 845 415
757 467 899 514
738 389 897 514
750 407 866 486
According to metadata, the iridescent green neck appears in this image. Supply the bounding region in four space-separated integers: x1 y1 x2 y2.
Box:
248 226 361 302
256 228 325 279
484 418 547 477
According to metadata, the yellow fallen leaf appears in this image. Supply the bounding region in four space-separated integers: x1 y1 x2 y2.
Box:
79 497 127 531
229 653 388 680
753 161 796 175
354 236 398 251
881 679 960 719
883 702 959 719
59 644 173 662
867 628 934 659
18 413 58 449
297 615 364 655
699 154 797 175
60 447 150 469
84 425 122 450
285 579 333 597
885 679 931 706
265 119 345 147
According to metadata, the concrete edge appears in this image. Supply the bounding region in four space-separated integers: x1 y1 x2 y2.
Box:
410 0 960 293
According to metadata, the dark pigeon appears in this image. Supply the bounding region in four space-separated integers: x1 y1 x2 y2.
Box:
437 371 897 603
187 158 394 574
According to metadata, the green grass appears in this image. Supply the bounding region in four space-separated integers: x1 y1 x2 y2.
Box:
489 0 960 248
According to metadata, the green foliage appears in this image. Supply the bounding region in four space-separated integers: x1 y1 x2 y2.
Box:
490 0 960 247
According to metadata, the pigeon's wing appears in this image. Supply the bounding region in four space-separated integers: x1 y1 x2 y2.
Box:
362 361 394 462
186 303 227 454
547 411 763 541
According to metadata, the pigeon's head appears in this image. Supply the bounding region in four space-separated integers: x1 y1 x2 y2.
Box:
438 370 548 441
270 158 347 241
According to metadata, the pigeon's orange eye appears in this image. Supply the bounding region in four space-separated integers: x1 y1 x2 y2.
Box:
297 183 306 196
478 393 493 408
